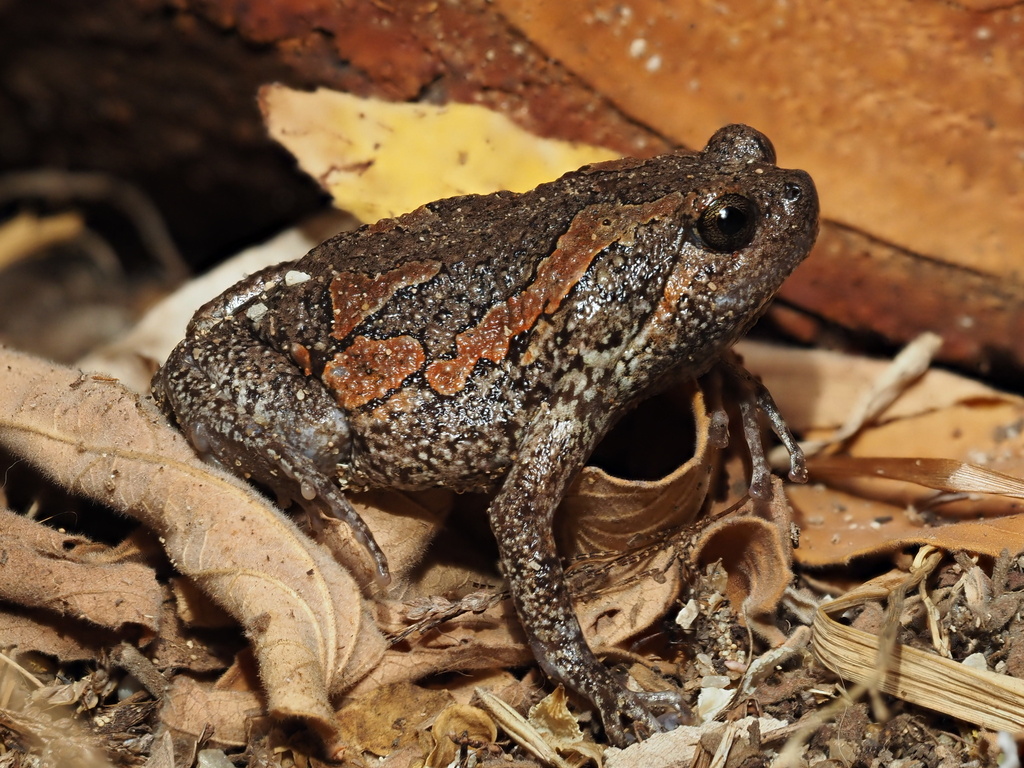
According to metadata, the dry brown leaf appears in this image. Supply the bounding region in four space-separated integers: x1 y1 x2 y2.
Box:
335 682 450 757
147 591 236 675
691 479 795 645
737 339 1007 437
0 609 113 663
1 507 111 560
361 598 531 696
425 703 497 768
0 509 161 634
792 481 1024 566
573 546 685 654
159 675 260 748
0 346 386 739
742 342 1024 567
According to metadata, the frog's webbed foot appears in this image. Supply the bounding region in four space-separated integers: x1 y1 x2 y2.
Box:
153 328 391 584
714 353 806 498
588 678 689 746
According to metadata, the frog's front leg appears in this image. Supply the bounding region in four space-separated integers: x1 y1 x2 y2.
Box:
488 402 667 746
152 319 391 582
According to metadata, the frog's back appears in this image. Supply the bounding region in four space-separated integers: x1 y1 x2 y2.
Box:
280 152 696 379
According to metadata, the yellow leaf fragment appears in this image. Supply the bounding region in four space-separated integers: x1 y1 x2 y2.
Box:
0 210 83 269
529 687 605 767
260 84 620 222
476 688 572 768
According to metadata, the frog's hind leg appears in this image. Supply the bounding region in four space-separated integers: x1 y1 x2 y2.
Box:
153 325 391 583
486 402 671 746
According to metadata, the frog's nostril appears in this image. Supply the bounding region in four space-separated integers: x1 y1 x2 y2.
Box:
782 182 803 202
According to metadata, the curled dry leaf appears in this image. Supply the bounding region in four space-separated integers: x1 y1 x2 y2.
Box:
0 346 386 738
691 480 795 646
528 686 605 767
160 676 260 749
0 508 162 635
557 382 715 558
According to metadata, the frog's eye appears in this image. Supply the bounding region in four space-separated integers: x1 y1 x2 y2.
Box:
697 194 758 252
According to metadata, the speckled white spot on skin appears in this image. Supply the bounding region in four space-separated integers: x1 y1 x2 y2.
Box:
559 369 591 397
629 38 647 57
646 54 662 73
246 302 268 322
285 270 311 286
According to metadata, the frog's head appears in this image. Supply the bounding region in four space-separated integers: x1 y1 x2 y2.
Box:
689 124 819 320
590 124 817 384
650 124 819 367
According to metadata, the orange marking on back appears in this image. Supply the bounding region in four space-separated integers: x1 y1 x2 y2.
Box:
289 342 313 376
425 195 683 396
325 335 425 409
331 260 440 340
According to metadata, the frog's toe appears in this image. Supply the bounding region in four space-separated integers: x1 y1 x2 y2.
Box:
634 689 691 730
293 471 391 585
597 685 689 746
592 687 659 746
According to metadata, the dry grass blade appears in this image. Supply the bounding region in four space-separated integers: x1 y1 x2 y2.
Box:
808 455 1024 498
792 332 942 459
811 552 1024 732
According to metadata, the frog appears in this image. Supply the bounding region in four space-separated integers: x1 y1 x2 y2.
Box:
152 123 819 746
